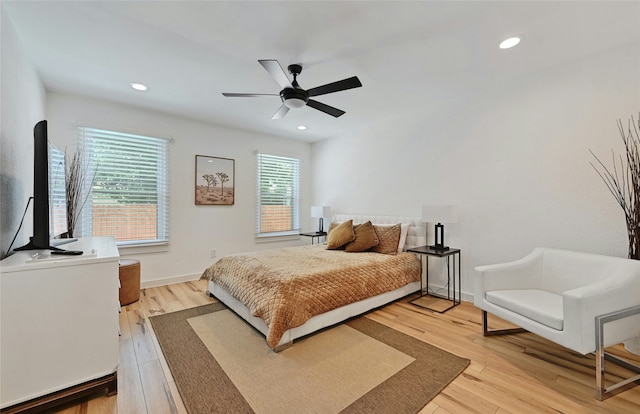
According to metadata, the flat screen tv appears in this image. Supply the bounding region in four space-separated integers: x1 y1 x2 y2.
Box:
14 120 71 252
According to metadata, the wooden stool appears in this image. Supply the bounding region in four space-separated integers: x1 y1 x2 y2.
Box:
119 259 140 305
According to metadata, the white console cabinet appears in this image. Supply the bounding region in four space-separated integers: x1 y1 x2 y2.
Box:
0 237 119 412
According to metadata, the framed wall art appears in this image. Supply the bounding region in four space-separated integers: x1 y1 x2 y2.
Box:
195 155 235 205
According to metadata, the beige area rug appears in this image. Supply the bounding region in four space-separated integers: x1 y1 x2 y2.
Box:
149 302 470 414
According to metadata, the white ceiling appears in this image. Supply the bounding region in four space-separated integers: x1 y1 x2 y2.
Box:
4 1 640 142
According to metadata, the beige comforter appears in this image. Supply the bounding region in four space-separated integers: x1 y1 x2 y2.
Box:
200 245 420 348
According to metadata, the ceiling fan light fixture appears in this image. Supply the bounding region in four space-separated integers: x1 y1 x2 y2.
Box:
280 87 309 109
284 98 307 109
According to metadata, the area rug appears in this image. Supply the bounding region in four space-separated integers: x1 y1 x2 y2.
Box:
149 303 469 414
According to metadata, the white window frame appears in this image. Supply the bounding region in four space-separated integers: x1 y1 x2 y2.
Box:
256 153 300 239
77 127 170 248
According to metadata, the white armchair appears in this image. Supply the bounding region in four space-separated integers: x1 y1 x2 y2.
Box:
474 247 640 399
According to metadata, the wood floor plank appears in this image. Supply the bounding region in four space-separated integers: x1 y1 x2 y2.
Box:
118 309 132 340
54 402 87 414
126 308 159 366
85 395 116 414
417 403 440 414
434 382 498 414
480 365 589 413
167 381 188 414
138 360 178 414
133 287 170 319
431 407 453 414
117 338 147 414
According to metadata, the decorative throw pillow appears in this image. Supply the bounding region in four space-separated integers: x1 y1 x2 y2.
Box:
369 224 402 255
345 221 379 252
326 220 355 250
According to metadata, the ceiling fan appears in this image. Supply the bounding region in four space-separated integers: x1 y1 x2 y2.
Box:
222 59 362 119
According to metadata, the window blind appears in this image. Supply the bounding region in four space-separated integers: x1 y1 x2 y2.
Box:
78 127 170 245
48 143 67 238
256 153 300 236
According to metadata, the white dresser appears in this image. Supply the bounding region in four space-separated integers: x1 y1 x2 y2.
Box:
0 237 119 412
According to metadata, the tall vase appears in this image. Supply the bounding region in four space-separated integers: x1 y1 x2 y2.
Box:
624 219 640 355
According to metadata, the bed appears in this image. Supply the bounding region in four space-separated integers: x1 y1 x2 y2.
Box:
201 215 425 351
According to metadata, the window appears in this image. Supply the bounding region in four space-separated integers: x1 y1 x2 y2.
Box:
256 153 300 237
77 127 170 246
48 144 68 238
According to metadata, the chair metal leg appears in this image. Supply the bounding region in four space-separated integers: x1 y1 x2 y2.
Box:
482 310 527 336
595 306 640 400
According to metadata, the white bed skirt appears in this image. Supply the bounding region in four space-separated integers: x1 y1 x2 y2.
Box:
207 279 420 350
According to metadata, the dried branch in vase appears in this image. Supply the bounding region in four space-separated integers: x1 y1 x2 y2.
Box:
590 114 640 259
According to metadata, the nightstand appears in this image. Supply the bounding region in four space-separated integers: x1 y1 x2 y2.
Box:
300 231 327 244
407 245 461 312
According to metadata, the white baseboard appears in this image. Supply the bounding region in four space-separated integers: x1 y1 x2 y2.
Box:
426 282 474 303
140 273 200 289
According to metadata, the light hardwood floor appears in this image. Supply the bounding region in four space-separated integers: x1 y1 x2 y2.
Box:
55 279 640 414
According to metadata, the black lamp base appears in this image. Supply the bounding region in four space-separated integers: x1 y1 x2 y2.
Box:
429 244 449 251
431 223 448 251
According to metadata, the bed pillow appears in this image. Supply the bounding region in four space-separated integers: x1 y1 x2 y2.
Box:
397 223 410 253
345 221 379 252
369 224 402 255
326 220 355 249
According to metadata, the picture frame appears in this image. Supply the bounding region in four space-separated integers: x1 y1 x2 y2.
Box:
195 155 235 205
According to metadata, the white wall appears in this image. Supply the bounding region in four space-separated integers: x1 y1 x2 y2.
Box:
312 43 640 300
46 92 312 286
0 4 47 258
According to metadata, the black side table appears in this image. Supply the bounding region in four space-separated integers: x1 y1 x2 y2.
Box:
300 231 327 244
407 245 461 313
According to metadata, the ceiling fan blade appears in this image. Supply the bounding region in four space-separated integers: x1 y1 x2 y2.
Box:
259 59 293 90
307 76 362 97
222 93 279 97
272 104 290 120
306 99 345 117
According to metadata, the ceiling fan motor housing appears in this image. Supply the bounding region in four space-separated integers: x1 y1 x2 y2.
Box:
280 88 309 109
280 63 308 108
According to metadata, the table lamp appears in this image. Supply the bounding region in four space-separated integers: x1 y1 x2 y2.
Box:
311 206 331 233
421 205 458 250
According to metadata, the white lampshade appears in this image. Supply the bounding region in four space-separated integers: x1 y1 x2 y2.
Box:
311 206 331 218
421 205 458 224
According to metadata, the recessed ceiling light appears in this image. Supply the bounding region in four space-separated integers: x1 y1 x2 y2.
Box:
297 125 307 130
499 36 522 49
130 83 149 91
